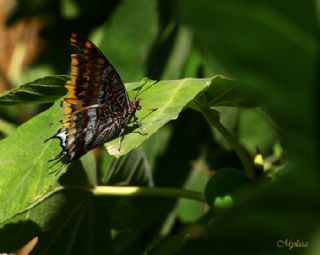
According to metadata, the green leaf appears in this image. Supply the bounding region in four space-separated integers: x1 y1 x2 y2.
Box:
0 76 67 105
105 78 211 157
188 78 257 116
102 147 153 186
0 100 65 224
204 76 257 108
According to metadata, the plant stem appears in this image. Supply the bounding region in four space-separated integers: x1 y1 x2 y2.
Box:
200 106 254 179
93 186 205 202
23 186 205 214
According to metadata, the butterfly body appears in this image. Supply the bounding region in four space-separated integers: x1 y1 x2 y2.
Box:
47 33 141 162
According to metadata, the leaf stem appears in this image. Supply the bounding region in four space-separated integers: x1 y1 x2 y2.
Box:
200 106 254 179
93 186 205 202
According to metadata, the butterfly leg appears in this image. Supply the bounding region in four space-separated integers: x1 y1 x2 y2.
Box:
134 115 146 135
118 127 125 151
48 150 65 162
49 162 71 176
134 115 142 129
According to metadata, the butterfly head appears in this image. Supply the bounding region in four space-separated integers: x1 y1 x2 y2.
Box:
130 98 141 110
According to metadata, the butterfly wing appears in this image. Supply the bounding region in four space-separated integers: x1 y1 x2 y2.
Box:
64 33 130 112
55 104 124 161
50 33 131 162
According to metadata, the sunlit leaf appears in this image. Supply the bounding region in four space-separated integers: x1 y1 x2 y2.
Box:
0 100 64 224
105 78 212 157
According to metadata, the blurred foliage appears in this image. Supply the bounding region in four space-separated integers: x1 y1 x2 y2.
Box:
0 0 318 254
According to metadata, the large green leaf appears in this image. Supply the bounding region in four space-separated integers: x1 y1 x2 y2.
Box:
0 76 67 105
105 78 212 157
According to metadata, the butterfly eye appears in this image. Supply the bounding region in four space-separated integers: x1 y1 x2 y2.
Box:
134 101 141 110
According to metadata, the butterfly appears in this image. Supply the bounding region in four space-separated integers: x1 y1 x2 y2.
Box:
46 33 142 163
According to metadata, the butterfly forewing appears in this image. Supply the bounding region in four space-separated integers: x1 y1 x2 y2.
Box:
66 33 130 107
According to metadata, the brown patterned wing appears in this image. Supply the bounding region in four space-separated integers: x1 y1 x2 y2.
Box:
47 33 133 162
63 33 130 120
53 104 124 161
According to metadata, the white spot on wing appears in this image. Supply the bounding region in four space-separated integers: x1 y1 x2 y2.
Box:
84 108 98 144
56 132 67 147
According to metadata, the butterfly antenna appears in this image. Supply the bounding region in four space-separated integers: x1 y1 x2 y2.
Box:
134 78 149 98
134 68 160 98
135 79 159 98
